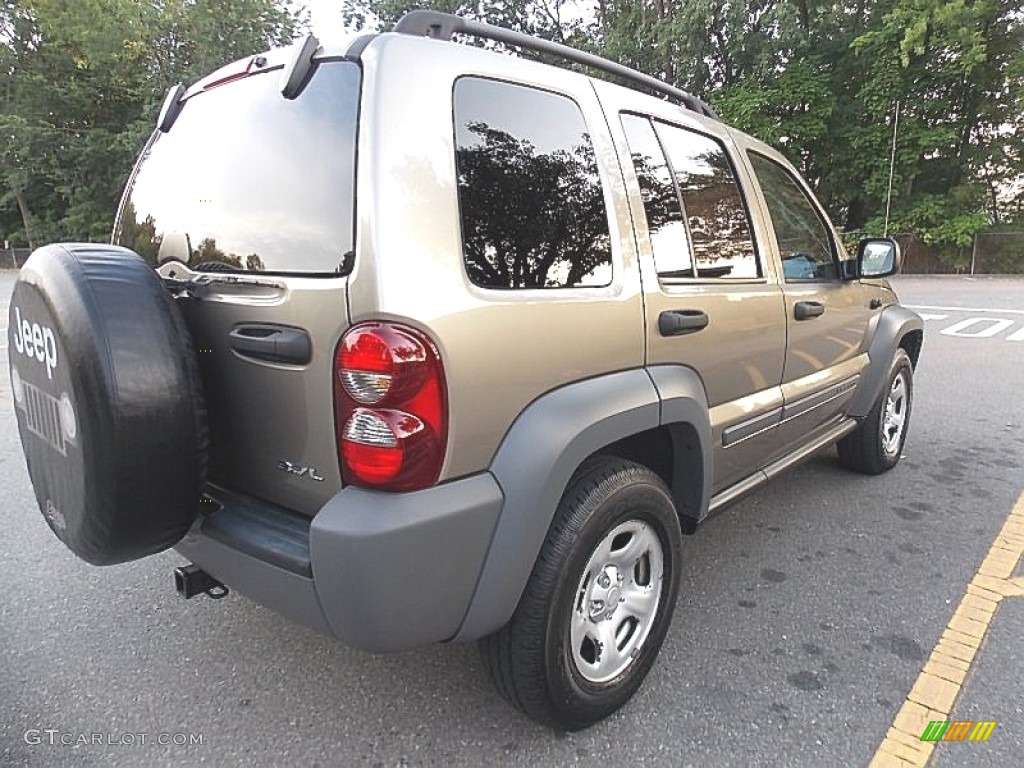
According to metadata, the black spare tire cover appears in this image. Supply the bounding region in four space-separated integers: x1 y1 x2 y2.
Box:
8 243 207 565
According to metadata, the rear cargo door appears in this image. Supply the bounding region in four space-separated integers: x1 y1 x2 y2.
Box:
114 59 361 515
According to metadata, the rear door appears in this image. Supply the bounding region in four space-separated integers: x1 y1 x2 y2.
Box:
610 104 787 493
114 58 361 514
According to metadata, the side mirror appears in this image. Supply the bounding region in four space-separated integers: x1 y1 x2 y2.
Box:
857 237 901 278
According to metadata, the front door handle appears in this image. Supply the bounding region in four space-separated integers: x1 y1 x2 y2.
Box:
228 324 312 364
794 301 825 321
659 309 709 336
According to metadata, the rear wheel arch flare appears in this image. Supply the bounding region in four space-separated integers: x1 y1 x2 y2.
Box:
455 366 710 642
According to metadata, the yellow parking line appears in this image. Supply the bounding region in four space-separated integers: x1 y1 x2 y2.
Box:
870 491 1024 767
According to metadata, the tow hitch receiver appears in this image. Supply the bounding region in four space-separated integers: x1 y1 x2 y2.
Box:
174 564 229 600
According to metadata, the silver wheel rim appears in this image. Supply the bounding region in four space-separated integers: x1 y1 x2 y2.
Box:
881 370 909 457
569 520 664 684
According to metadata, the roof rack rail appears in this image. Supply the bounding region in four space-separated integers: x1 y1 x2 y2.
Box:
393 10 720 121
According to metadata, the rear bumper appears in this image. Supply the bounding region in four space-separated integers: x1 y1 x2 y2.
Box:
175 473 503 652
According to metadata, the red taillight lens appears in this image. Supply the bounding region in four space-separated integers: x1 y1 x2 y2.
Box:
334 323 447 491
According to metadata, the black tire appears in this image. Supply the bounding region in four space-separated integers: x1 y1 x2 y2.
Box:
837 348 913 475
8 243 207 565
480 457 682 730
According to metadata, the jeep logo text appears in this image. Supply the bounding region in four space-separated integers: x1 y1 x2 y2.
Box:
12 307 58 380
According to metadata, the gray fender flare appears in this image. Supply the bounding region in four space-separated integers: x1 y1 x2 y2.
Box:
453 366 709 642
647 364 713 524
847 306 923 418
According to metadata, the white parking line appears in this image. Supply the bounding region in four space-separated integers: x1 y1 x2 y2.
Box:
911 308 1024 342
940 318 1015 338
906 304 1024 316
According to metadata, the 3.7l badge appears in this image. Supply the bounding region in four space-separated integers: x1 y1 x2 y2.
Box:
276 460 325 482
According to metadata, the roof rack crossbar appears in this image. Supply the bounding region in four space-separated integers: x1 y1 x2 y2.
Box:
393 10 719 121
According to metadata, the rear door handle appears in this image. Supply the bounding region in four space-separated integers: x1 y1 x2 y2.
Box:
228 324 312 364
794 301 825 321
658 309 709 336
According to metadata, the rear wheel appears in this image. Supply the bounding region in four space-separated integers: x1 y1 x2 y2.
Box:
838 348 913 475
480 457 682 730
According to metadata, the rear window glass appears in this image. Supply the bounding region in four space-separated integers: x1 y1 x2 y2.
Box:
115 61 360 274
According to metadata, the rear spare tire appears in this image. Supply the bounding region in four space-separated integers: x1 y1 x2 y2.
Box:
8 243 207 565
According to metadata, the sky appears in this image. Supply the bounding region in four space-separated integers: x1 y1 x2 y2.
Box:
304 0 365 39
302 1 596 38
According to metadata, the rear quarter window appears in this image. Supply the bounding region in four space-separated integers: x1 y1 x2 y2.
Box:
453 77 612 290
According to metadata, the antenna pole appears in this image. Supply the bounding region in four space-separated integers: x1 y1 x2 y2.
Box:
884 100 900 236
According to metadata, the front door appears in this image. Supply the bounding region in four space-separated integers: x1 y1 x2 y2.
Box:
745 151 873 445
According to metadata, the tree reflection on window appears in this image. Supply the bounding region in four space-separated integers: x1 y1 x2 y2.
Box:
656 123 758 279
621 113 691 277
118 204 268 271
454 81 612 290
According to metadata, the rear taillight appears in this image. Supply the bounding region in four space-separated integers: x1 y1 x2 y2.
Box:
334 322 447 491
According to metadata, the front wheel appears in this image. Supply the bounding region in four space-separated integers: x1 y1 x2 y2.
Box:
480 457 682 730
838 348 914 475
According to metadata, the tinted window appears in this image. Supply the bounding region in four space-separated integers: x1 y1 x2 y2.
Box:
454 78 612 289
654 122 758 279
620 114 692 277
116 61 360 274
748 153 837 281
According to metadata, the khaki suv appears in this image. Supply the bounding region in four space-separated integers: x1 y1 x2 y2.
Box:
8 11 922 730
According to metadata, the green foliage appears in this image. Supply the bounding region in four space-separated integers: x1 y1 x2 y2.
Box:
867 192 990 269
340 0 583 41
0 0 300 247
3 0 1022 260
344 1 1021 253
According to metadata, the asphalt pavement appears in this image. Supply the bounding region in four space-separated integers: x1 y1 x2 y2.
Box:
1 272 1022 767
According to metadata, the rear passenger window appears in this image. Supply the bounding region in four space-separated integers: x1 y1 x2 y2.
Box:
620 115 693 277
453 78 612 289
655 122 758 279
621 115 759 280
748 153 837 281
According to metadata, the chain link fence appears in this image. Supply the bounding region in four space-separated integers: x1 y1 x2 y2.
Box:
842 231 1024 274
970 232 1024 275
1 247 31 270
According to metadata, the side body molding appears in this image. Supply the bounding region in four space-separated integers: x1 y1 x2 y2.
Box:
453 366 710 642
846 306 923 418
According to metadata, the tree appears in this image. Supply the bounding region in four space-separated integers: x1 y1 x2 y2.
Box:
0 0 301 247
594 1 1023 263
341 1 587 45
